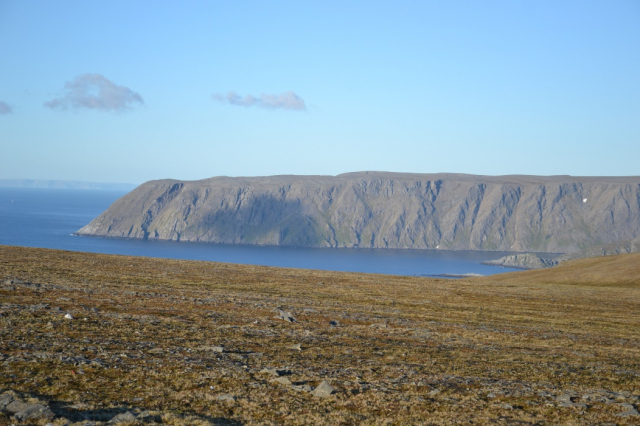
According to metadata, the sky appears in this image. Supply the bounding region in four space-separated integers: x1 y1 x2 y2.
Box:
1 1 639 184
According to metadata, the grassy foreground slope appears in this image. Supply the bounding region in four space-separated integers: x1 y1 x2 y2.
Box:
0 245 639 425
480 252 640 287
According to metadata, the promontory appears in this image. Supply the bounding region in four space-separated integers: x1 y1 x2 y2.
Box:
76 172 640 254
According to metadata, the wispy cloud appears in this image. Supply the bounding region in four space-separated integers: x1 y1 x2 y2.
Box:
45 74 144 112
0 101 13 115
212 91 306 111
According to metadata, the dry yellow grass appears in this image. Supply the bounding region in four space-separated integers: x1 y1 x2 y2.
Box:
0 245 639 425
479 252 640 287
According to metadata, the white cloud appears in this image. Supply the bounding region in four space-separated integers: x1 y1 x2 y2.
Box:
0 101 13 115
45 74 144 112
212 91 306 111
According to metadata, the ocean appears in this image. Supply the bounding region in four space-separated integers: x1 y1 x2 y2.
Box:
0 187 519 277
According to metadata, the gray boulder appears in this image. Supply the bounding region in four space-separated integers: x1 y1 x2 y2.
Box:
13 404 55 422
109 411 138 423
0 392 15 410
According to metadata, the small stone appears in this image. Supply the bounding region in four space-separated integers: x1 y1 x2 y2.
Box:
291 384 313 392
288 343 302 351
556 394 575 407
370 323 388 328
216 393 235 402
487 393 496 399
109 411 137 423
311 380 336 398
275 309 296 323
64 313 74 320
201 346 224 353
329 320 339 327
271 377 292 385
148 348 164 354
260 368 292 377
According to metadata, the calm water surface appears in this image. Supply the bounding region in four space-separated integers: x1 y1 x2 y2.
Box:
0 188 518 276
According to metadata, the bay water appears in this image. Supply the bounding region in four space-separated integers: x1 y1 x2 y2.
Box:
0 188 519 276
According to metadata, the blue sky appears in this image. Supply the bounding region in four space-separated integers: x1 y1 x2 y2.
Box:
1 1 639 184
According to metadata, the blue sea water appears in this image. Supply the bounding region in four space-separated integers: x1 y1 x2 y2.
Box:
0 187 519 277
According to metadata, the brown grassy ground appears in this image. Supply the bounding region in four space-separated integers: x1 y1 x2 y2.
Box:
1 245 639 425
478 252 640 287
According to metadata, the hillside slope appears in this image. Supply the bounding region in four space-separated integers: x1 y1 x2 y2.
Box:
477 252 640 287
77 172 640 253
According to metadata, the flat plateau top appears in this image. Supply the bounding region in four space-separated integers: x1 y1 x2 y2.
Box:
147 171 640 187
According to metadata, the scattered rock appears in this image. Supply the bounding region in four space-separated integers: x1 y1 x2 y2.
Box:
291 384 313 392
0 392 15 410
148 348 164 354
260 368 292 377
329 320 339 327
201 346 224 353
288 343 302 351
109 411 137 423
616 403 640 417
64 313 74 320
270 377 292 385
137 411 162 423
311 380 336 398
13 404 55 422
275 309 296 323
556 394 586 409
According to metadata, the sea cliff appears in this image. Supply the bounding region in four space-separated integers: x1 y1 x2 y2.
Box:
77 172 640 254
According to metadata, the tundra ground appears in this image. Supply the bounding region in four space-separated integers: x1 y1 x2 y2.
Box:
1 246 639 425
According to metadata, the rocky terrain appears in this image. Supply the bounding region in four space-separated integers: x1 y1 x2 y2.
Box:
481 253 559 270
76 172 640 254
1 245 639 425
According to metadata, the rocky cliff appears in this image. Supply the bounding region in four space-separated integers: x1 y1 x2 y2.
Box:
76 172 640 253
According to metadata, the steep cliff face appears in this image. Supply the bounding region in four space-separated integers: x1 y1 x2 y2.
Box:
76 172 640 253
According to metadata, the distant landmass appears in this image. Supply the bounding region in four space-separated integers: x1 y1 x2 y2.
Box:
0 179 137 191
77 172 640 258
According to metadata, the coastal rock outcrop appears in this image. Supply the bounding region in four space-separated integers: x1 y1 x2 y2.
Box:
481 253 558 270
484 236 640 269
76 172 640 254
